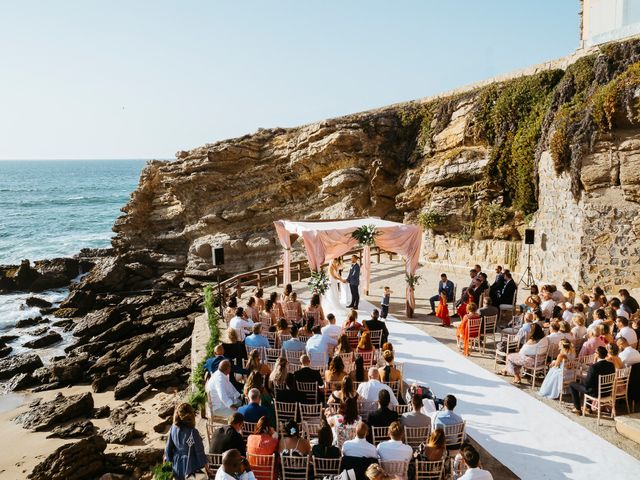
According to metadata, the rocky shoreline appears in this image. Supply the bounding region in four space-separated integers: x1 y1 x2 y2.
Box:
0 249 206 479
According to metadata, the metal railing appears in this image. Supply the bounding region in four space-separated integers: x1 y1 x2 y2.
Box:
219 246 394 300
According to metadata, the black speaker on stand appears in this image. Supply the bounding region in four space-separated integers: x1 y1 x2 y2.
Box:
212 246 225 317
518 229 535 288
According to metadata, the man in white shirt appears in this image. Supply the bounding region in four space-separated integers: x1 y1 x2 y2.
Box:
615 317 638 348
228 307 254 341
540 291 556 320
458 446 493 479
356 367 398 406
206 360 242 418
377 421 413 462
305 326 337 366
321 313 342 341
342 421 378 458
617 337 640 367
214 449 242 480
611 298 630 320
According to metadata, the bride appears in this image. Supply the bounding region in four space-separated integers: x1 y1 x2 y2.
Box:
322 258 349 318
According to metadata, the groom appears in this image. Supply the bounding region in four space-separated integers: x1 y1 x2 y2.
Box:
344 255 360 309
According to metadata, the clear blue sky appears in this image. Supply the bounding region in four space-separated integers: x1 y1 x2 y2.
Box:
0 1 579 160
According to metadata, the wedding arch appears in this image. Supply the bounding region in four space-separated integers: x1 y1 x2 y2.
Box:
273 218 423 317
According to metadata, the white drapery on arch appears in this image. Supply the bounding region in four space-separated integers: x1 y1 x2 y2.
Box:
273 218 423 317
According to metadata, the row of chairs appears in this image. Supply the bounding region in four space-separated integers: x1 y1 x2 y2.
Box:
206 453 449 480
455 314 499 355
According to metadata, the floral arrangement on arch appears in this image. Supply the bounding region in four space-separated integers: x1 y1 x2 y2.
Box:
405 273 421 289
351 225 379 246
308 269 329 295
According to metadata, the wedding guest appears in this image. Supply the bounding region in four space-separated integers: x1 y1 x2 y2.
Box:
229 307 254 341
270 291 283 319
243 373 275 427
325 397 361 448
325 355 348 383
281 325 306 354
579 326 607 357
569 346 615 414
570 313 587 342
253 288 265 312
351 355 369 382
415 428 446 461
378 349 402 384
343 309 363 331
380 286 391 319
164 403 208 480
458 446 493 480
246 297 259 323
401 393 431 428
469 273 489 305
209 412 246 456
562 281 576 304
273 373 299 403
619 288 639 315
246 349 271 378
284 292 303 323
607 343 623 369
335 334 353 355
357 367 398 406
538 339 576 399
279 420 311 456
260 299 277 327
223 327 247 369
298 317 315 338
215 449 242 480
275 317 291 343
246 416 278 468
365 464 395 480
432 395 464 448
500 323 549 384
306 325 338 365
321 313 342 341
430 273 455 315
312 421 341 458
224 296 238 322
281 284 293 304
342 421 377 457
269 357 288 391
356 331 376 355
305 293 326 327
617 337 640 367
294 354 323 402
206 360 242 417
456 302 481 356
363 308 389 345
367 389 399 428
328 375 359 404
245 324 270 351
610 298 630 320
616 316 638 348
377 421 412 462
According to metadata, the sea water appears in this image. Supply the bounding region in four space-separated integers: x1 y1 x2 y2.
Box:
0 160 148 333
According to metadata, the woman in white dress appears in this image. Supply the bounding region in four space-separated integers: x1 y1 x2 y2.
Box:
538 338 576 399
322 259 348 319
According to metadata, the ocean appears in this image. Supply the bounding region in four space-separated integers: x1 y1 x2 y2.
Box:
0 160 148 352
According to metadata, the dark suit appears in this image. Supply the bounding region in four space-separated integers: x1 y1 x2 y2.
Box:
478 305 499 332
294 367 323 403
469 280 489 303
346 263 360 308
569 359 615 409
363 318 389 345
209 425 246 455
499 279 517 305
430 279 454 312
367 407 398 428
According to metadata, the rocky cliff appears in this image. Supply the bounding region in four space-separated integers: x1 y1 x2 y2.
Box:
110 38 640 291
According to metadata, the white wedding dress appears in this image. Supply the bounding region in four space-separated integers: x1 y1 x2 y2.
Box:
321 264 349 319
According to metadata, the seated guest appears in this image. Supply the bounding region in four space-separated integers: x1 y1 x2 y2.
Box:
569 346 615 415
329 375 359 404
547 321 564 356
377 421 412 462
325 355 348 383
540 288 556 320
284 292 303 323
619 288 639 315
401 393 431 428
458 269 479 308
432 395 464 444
489 265 505 299
269 357 288 390
243 372 276 427
245 297 259 323
478 296 498 328
415 428 446 461
224 296 238 322
294 354 324 402
562 281 576 305
588 308 607 331
365 464 395 480
279 420 311 456
261 299 277 327
616 316 638 348
281 284 293 304
274 373 300 403
164 403 208 480
270 291 284 319
500 323 549 384
245 324 270 351
209 412 246 455
458 446 493 480
367 389 399 428
343 309 364 332
468 273 489 305
351 355 369 383
239 388 269 423
312 420 341 458
579 325 607 357
456 303 481 356
246 416 278 459
304 293 326 327
223 327 248 368
253 288 265 312
321 313 342 341
430 273 455 315
229 307 254 341
538 339 576 400
281 325 306 354
357 367 398 406
275 317 291 342
570 313 587 342
335 333 353 355
617 337 640 367
495 271 516 307
325 397 361 448
298 317 315 338
356 331 376 355
342 421 377 457
378 349 402 384
215 449 244 480
607 343 623 369
246 349 271 377
610 298 630 320
206 360 242 417
363 308 389 345
204 344 248 392
306 325 338 366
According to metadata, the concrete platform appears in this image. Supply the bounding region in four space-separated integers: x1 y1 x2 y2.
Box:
616 413 640 445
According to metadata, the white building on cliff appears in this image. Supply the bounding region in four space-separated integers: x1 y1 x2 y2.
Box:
581 0 640 46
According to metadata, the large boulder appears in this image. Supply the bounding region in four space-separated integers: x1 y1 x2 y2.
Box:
58 290 96 312
28 435 106 480
72 306 122 338
139 295 195 322
104 448 163 477
15 392 94 431
0 353 43 380
143 363 185 388
15 316 48 328
100 423 144 444
113 374 146 400
14 260 41 291
22 331 62 349
46 420 96 439
50 353 90 384
76 256 128 293
25 296 53 308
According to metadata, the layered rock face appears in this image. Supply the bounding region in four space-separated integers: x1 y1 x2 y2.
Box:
110 39 640 292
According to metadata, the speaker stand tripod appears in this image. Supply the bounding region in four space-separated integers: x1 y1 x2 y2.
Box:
518 243 535 288
216 267 224 317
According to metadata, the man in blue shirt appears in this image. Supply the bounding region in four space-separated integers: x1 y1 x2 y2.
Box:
244 323 270 351
237 388 269 423
281 325 306 354
429 273 455 314
432 394 464 447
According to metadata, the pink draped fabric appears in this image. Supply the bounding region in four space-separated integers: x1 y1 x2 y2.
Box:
273 219 423 316
274 221 292 284
362 245 371 293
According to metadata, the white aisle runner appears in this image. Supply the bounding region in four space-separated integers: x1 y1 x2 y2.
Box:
350 299 640 480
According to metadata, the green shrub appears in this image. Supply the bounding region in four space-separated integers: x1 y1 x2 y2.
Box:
483 203 509 229
152 462 173 480
188 387 207 411
191 285 220 392
418 210 445 230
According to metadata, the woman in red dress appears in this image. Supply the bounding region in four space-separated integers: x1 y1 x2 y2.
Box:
246 416 279 480
456 302 480 356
